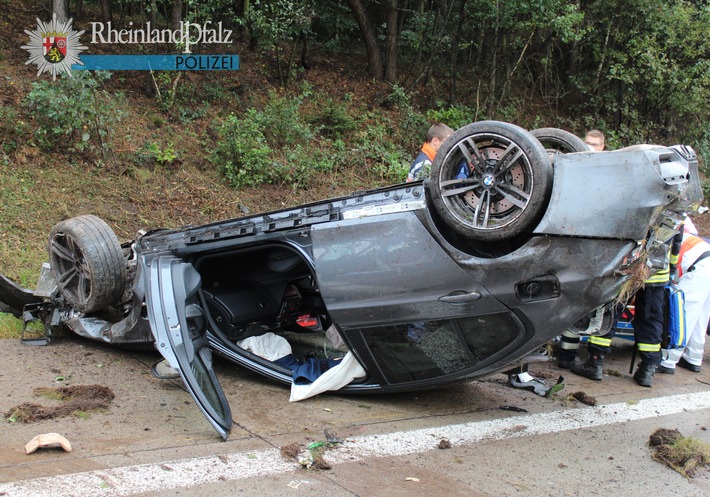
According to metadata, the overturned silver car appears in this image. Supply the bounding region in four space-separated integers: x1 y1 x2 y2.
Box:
0 121 702 439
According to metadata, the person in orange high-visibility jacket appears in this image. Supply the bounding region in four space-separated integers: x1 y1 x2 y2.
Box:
656 230 710 374
630 229 684 387
406 123 453 182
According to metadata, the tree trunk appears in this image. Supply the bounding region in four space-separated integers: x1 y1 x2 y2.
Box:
100 0 112 23
148 0 157 25
489 2 500 109
301 33 311 69
448 0 467 104
171 0 183 31
74 0 83 20
566 0 581 85
346 0 383 80
53 0 68 23
144 0 159 98
383 1 399 83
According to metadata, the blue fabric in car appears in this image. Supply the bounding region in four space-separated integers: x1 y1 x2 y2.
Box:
274 354 341 384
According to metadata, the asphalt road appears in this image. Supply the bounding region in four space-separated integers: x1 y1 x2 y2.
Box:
0 335 709 497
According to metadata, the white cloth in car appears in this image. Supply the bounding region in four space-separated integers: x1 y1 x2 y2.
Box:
289 351 366 402
237 332 292 361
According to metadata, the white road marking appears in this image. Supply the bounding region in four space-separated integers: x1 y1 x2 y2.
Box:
1 390 709 496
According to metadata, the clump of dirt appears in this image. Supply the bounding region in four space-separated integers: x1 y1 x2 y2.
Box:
5 385 115 422
649 428 710 478
572 391 597 406
311 450 332 470
280 442 301 460
438 439 452 449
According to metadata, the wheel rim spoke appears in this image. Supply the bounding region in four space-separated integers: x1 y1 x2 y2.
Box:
56 267 78 288
459 138 487 175
51 233 92 306
495 183 530 210
441 178 481 197
473 190 491 228
77 273 90 304
493 144 524 175
50 238 76 263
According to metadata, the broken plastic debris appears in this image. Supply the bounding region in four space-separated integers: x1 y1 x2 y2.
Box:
405 477 420 482
25 433 72 454
151 359 180 380
324 428 343 444
500 405 529 413
508 372 560 397
545 376 565 397
297 452 314 468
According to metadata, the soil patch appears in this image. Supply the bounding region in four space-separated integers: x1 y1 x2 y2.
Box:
5 385 115 423
649 428 710 478
572 391 597 406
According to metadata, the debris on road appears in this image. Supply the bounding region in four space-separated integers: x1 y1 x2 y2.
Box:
649 428 710 478
281 439 333 470
500 405 529 413
508 372 565 397
280 442 301 460
6 385 115 422
572 391 597 406
24 433 72 454
324 428 343 444
437 439 452 449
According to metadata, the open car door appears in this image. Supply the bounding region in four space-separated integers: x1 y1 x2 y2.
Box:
143 255 232 439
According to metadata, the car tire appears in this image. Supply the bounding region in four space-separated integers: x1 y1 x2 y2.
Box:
530 127 589 156
48 215 127 313
430 121 553 242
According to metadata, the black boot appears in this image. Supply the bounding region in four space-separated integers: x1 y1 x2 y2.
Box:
571 354 604 381
633 363 655 387
557 357 576 369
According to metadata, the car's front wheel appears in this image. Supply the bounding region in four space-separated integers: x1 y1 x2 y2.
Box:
430 121 553 242
48 215 127 313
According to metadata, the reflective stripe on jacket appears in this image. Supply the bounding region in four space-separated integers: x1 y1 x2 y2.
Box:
677 233 710 278
645 230 683 286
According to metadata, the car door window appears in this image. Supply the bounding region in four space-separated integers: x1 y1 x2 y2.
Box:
359 312 523 384
145 256 232 439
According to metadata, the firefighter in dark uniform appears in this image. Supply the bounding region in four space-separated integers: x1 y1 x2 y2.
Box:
563 230 683 387
557 311 618 381
631 230 683 386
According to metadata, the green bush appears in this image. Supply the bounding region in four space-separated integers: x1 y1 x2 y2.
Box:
23 72 124 158
274 145 338 189
426 104 475 130
308 98 357 138
253 90 313 148
0 107 29 159
212 111 275 188
353 120 411 183
382 84 411 109
136 141 179 167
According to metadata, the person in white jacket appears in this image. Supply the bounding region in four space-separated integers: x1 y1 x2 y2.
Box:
657 225 710 373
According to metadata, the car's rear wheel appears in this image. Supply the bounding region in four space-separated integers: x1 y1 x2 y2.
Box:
430 121 553 242
530 127 589 157
48 215 127 313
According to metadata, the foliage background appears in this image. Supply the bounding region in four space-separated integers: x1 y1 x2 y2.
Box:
0 0 708 294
